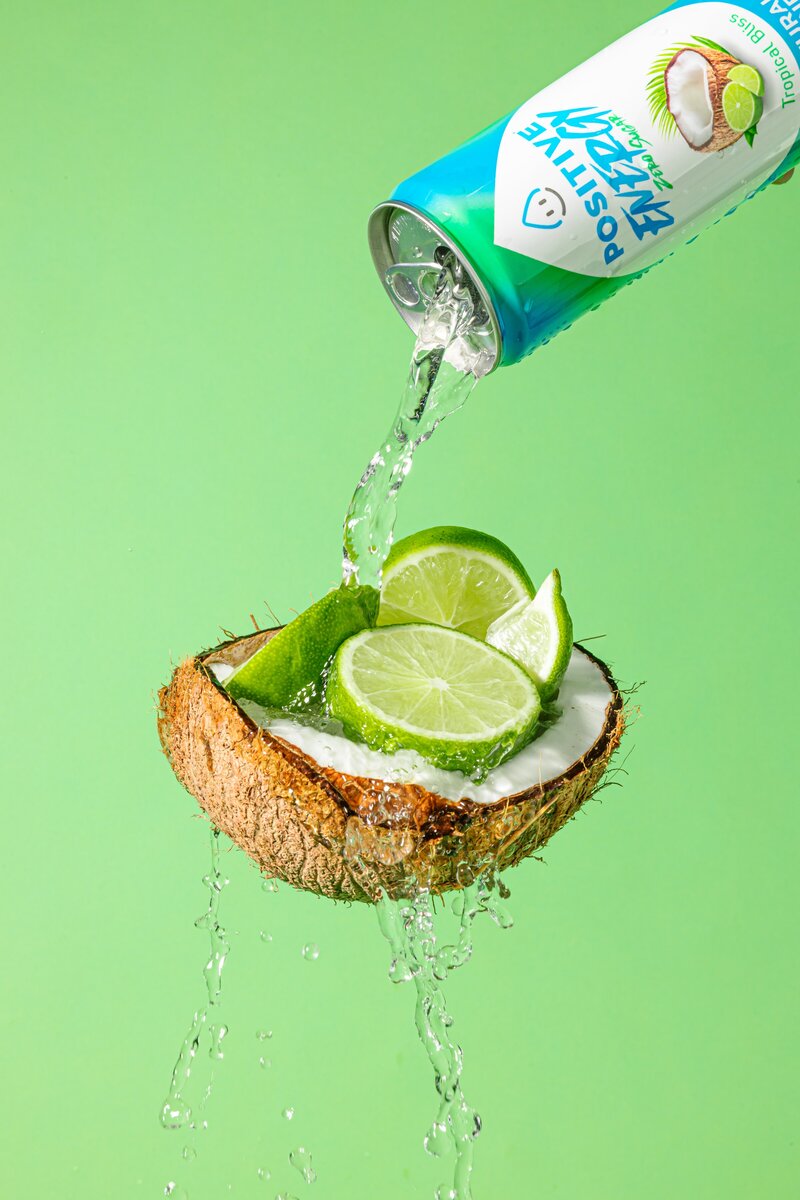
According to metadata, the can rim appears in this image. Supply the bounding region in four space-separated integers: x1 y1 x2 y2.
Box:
367 200 501 373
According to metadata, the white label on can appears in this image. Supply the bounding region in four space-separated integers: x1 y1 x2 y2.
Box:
494 2 800 277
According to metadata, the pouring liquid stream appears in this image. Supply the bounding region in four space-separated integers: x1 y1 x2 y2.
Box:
342 254 492 589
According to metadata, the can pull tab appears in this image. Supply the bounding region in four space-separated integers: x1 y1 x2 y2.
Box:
384 261 442 310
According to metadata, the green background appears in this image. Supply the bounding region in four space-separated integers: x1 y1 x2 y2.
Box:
3 1 798 1196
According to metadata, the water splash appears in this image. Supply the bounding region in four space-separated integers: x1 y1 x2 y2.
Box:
160 826 231 1132
376 874 513 1200
342 256 488 589
289 1145 317 1185
256 887 276 1068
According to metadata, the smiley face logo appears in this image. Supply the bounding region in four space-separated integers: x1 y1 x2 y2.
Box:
521 187 567 230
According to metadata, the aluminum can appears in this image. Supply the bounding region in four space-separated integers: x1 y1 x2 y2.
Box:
369 0 800 369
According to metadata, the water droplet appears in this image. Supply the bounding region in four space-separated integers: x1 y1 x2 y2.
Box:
455 862 475 888
301 943 319 961
388 955 414 983
262 878 279 893
181 1145 196 1161
160 827 231 1141
211 1023 228 1058
424 1121 449 1158
258 1056 272 1069
161 1101 191 1130
256 1029 273 1041
435 1187 458 1200
282 1106 295 1120
259 930 273 943
289 1145 317 1184
163 1186 188 1199
256 1167 271 1182
486 899 514 929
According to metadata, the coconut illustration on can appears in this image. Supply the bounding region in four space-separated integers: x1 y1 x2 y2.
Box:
650 39 765 153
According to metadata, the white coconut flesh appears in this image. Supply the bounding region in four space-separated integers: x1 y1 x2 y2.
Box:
666 50 714 148
207 644 615 806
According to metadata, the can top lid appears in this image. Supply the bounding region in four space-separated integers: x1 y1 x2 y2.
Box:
368 201 500 375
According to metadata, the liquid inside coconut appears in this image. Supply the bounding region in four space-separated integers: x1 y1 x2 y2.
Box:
209 645 613 803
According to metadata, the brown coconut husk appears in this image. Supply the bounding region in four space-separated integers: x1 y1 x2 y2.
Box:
666 46 743 153
157 628 625 903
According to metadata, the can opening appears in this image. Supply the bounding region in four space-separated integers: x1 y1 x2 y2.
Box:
368 202 500 373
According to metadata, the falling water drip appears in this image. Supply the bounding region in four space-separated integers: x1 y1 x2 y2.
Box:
160 826 231 1133
289 1145 317 1184
376 875 512 1200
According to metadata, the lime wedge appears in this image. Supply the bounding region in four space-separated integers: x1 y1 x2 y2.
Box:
486 569 573 700
226 585 378 710
722 82 763 133
377 526 535 639
727 64 764 97
327 624 540 777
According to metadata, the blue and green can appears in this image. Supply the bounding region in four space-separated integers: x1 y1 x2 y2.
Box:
369 0 800 369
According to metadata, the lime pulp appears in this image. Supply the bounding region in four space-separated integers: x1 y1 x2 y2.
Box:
486 569 573 700
722 82 763 132
727 64 765 97
378 525 535 639
327 623 541 778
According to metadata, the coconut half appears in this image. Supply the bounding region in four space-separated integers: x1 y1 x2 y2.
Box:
665 47 743 153
158 628 625 903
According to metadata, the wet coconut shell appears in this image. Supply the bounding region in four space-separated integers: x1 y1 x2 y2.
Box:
157 629 625 903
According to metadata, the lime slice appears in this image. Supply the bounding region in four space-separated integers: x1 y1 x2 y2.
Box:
727 64 764 97
486 569 573 700
226 584 378 709
722 82 763 133
327 624 540 777
378 526 535 639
